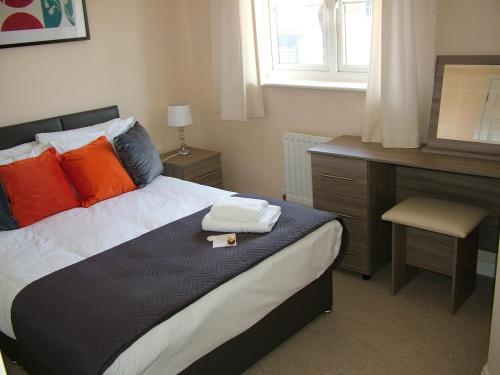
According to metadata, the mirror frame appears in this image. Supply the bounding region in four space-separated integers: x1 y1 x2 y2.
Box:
425 55 500 160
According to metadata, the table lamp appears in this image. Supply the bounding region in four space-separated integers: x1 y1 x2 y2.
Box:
168 103 193 156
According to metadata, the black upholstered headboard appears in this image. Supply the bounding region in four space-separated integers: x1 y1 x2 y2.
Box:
0 106 120 150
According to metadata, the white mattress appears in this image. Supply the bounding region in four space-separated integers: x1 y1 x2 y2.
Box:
0 176 343 374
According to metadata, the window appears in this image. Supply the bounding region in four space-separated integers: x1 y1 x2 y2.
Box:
337 0 372 72
270 0 327 69
257 0 372 85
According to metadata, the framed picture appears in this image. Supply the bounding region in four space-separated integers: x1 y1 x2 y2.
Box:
0 0 89 49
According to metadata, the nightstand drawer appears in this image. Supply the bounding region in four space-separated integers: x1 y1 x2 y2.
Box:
192 170 223 187
162 147 223 188
312 154 367 198
184 156 222 183
313 189 368 220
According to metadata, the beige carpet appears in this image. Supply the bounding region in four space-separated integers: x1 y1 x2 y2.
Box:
3 264 494 375
245 265 494 375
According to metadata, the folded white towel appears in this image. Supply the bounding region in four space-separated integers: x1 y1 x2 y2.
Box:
210 196 269 223
202 205 281 233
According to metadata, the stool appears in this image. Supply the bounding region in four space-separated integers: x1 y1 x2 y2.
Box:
382 196 488 314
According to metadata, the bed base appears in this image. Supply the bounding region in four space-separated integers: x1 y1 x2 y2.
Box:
0 267 333 375
183 266 333 374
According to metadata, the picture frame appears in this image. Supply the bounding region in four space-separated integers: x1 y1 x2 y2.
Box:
0 0 89 49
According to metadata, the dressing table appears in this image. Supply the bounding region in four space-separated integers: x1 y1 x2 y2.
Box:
310 56 500 278
310 136 500 277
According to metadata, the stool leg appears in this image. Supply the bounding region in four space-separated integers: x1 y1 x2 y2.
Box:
451 228 478 314
392 223 418 294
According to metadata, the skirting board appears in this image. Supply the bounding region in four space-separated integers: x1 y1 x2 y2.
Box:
477 250 497 278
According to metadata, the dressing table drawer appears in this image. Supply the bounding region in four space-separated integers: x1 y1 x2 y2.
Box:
312 154 367 199
342 249 369 274
339 216 369 273
310 139 410 278
313 190 368 220
313 189 369 273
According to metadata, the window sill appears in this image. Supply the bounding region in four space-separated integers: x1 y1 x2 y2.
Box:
261 79 368 92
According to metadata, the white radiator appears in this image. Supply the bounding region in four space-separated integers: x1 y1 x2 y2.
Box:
283 132 332 207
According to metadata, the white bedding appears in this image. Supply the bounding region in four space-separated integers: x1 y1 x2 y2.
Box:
0 176 343 374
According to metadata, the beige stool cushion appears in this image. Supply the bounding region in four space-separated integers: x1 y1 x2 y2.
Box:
382 196 488 238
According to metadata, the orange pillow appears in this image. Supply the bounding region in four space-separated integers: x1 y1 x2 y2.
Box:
61 136 136 207
0 148 81 227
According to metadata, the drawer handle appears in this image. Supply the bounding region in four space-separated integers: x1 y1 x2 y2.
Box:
195 171 218 181
317 173 355 182
334 212 356 220
346 250 360 256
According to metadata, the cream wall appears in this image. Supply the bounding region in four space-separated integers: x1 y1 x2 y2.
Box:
436 0 500 55
0 0 202 153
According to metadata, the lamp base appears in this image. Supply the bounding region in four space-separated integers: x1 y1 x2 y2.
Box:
177 147 190 156
177 127 190 156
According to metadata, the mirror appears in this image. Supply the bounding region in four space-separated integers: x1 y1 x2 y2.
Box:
426 56 500 160
437 65 500 144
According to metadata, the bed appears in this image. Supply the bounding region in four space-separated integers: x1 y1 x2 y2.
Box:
0 106 347 375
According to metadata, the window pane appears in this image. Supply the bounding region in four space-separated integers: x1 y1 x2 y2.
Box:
274 0 326 66
343 0 372 67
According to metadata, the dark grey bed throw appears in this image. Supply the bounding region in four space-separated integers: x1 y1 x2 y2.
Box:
11 195 346 375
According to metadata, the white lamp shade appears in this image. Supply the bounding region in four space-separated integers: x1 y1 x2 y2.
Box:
168 104 193 127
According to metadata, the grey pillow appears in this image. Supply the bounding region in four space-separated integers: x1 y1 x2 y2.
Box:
0 183 18 231
114 122 163 188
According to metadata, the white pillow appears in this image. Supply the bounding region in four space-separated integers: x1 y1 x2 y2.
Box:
0 143 51 165
92 117 135 139
41 130 106 154
0 141 38 160
35 117 134 153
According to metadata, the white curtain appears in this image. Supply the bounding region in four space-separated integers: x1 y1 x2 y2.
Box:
362 0 436 148
211 0 264 122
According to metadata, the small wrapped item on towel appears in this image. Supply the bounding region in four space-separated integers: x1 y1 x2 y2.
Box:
210 196 269 223
207 233 237 248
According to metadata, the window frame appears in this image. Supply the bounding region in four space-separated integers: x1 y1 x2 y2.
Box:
256 0 371 84
268 0 331 72
336 0 373 73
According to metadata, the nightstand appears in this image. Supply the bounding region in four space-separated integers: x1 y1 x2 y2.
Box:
161 147 223 188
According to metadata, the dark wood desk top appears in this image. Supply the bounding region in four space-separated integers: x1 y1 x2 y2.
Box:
309 136 500 179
